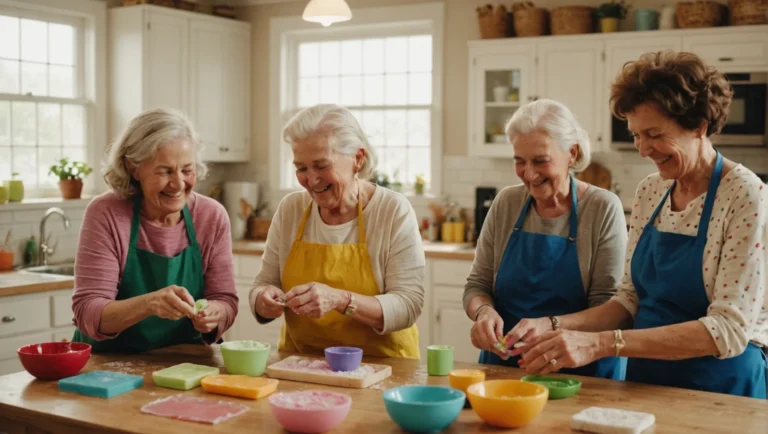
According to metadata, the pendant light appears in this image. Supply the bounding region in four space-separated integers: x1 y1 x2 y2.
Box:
302 0 352 27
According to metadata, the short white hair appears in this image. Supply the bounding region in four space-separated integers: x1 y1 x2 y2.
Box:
103 108 208 199
282 104 378 180
505 99 591 173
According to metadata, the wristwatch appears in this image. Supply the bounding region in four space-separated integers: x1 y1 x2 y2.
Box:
343 292 357 316
549 316 561 331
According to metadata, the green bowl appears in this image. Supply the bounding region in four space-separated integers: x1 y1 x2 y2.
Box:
520 375 581 399
220 340 271 376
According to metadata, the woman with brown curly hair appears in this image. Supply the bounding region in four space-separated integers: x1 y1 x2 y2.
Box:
503 51 767 398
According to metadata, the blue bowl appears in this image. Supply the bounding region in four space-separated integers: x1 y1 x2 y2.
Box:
382 385 465 433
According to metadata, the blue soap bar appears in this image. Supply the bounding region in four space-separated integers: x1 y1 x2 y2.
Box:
58 371 143 398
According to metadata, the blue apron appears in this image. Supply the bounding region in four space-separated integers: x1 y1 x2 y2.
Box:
626 152 767 398
479 177 626 380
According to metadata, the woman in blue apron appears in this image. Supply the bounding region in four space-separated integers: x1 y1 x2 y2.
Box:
464 99 627 381
509 51 767 399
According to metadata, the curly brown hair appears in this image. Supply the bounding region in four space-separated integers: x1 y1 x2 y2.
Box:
610 50 733 137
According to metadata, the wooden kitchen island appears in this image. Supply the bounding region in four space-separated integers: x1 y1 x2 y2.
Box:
0 344 766 433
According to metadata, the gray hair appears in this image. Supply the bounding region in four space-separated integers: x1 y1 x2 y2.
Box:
282 104 378 180
103 108 208 199
505 99 591 173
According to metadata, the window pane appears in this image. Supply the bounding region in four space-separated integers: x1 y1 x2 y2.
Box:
385 37 407 74
409 72 431 105
339 75 362 106
0 16 20 59
318 41 339 76
340 40 362 75
362 75 383 106
63 147 86 165
0 60 20 94
21 19 47 63
409 36 432 72
11 102 36 146
362 39 383 74
319 76 339 104
38 103 61 146
298 77 319 108
49 65 74 98
13 147 36 186
49 23 74 66
38 146 62 186
62 104 84 146
21 62 47 95
348 109 362 125
381 147 407 181
408 109 430 147
0 102 9 146
361 110 384 147
385 74 407 106
385 110 407 147
298 43 319 77
0 147 10 180
407 147 430 186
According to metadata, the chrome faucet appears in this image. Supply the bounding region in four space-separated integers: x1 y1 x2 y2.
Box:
39 207 71 266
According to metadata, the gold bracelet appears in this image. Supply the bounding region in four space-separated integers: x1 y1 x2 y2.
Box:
613 329 626 357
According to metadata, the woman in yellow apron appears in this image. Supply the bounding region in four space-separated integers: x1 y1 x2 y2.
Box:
249 104 423 359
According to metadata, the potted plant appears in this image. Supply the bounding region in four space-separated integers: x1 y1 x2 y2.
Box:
371 171 390 189
49 158 93 199
4 172 24 202
596 0 630 32
414 174 427 195
390 169 403 193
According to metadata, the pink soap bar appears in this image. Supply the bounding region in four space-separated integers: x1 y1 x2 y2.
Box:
140 395 248 425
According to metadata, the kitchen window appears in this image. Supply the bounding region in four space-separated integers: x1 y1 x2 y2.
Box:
0 7 89 193
270 3 444 196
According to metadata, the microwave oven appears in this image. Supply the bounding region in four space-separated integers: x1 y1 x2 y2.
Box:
611 72 767 149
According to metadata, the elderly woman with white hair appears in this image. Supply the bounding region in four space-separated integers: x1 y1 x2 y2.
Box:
249 104 424 358
71 108 238 353
464 99 627 379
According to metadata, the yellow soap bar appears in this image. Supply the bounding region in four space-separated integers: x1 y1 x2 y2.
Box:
201 375 278 400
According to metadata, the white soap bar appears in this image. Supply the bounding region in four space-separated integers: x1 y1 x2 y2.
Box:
571 407 655 434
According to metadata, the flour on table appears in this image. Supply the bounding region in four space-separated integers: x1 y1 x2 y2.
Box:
141 395 248 425
269 391 349 410
276 357 377 378
102 361 166 375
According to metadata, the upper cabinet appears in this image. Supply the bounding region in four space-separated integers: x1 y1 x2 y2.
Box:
468 25 768 158
109 5 251 162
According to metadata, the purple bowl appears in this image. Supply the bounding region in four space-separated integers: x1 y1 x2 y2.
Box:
325 346 363 372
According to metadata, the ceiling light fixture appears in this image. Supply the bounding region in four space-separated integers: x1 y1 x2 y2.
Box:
302 0 352 27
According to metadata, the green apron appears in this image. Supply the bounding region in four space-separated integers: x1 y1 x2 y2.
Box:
73 197 205 353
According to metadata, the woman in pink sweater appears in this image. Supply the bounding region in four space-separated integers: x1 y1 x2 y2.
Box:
71 108 238 353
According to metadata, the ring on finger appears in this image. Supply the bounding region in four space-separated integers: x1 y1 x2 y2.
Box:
550 358 559 370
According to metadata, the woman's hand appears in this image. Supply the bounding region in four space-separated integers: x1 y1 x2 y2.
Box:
255 286 286 319
518 330 604 375
285 282 346 319
470 307 508 359
503 317 553 357
145 285 196 320
191 300 224 334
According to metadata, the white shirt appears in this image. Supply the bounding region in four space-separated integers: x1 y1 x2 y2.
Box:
612 165 768 358
250 186 425 334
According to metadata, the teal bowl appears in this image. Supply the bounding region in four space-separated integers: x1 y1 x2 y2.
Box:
382 385 465 433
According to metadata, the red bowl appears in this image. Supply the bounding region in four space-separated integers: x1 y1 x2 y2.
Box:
17 342 91 380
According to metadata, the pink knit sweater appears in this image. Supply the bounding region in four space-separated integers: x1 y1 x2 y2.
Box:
72 191 238 344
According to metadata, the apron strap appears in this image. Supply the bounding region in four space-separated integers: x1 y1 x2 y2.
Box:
356 180 367 244
512 176 578 242
696 151 723 241
295 201 313 242
646 184 672 232
129 196 199 248
181 204 198 248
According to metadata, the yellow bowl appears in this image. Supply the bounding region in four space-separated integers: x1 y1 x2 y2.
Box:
448 369 485 393
466 380 548 428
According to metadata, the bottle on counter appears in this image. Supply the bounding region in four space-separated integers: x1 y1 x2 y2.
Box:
23 236 37 266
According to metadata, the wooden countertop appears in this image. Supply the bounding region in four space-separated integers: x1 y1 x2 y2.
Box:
0 270 73 297
234 240 476 261
1 344 766 433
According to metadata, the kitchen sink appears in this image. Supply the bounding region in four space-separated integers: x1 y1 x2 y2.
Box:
20 262 76 277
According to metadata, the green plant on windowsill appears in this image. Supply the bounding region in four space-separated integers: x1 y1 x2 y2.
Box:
596 0 630 19
49 158 93 200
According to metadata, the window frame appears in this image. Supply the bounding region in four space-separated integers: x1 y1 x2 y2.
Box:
269 2 444 198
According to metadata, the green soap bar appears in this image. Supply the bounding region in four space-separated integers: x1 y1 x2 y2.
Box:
152 363 219 390
194 299 209 314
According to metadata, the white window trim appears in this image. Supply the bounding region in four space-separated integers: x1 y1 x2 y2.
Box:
268 2 444 199
0 0 107 199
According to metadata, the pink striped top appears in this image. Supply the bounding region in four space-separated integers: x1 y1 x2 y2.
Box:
72 191 238 344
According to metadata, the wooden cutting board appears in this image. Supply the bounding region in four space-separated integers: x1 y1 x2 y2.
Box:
265 355 392 389
576 162 612 190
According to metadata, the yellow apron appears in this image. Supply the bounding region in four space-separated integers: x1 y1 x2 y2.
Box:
279 193 419 359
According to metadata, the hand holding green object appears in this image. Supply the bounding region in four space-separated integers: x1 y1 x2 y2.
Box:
194 299 209 315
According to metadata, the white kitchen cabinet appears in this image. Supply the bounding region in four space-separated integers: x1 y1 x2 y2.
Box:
109 5 251 163
683 31 768 70
433 286 478 364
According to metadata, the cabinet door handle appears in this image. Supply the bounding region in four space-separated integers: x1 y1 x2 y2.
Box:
2 316 15 323
219 146 230 152
597 135 603 142
436 311 441 323
718 57 734 62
